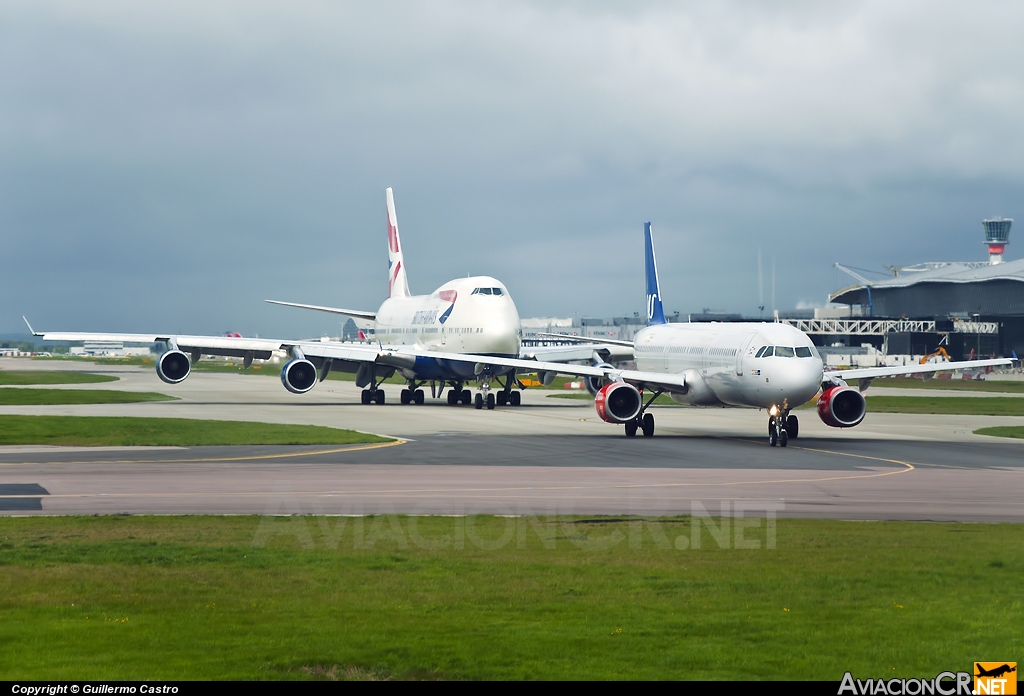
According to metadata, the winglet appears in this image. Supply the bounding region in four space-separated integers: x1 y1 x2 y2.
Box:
644 222 667 326
23 316 41 336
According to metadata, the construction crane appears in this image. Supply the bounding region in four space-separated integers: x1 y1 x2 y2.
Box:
833 263 877 317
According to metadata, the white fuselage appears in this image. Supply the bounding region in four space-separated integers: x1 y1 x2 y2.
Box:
633 322 823 409
373 276 521 357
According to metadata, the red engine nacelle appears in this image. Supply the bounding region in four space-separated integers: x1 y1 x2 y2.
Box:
594 382 643 424
817 385 866 428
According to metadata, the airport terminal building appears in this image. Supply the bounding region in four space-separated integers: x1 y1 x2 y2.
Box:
827 219 1024 359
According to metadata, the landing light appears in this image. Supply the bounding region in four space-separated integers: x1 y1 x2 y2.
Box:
769 405 779 416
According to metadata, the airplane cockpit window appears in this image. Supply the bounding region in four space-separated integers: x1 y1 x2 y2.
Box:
754 346 768 358
471 288 493 295
774 346 795 358
761 346 774 357
491 288 503 296
795 346 813 358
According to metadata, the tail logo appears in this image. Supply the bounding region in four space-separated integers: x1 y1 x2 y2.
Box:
438 290 457 324
644 222 667 325
646 293 659 323
388 219 401 253
389 260 403 296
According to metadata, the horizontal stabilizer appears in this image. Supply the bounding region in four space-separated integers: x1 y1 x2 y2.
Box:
265 300 377 320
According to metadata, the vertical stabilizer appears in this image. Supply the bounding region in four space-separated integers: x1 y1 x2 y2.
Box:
644 222 667 325
386 187 411 298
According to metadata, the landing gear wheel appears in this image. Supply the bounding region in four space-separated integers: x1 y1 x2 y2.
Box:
768 416 775 437
486 393 495 410
447 390 458 405
461 389 472 405
474 393 483 409
400 389 411 405
374 390 385 405
497 392 508 406
625 420 638 437
361 390 371 405
510 391 521 406
414 389 425 405
780 430 789 447
786 415 799 439
769 428 778 447
641 413 655 437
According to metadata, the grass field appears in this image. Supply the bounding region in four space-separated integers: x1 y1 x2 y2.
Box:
0 371 118 385
864 395 1024 415
0 415 389 446
0 515 1018 680
855 377 1024 393
0 388 175 405
974 426 1024 439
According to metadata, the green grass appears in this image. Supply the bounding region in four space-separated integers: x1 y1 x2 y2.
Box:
0 371 117 385
864 395 1024 416
0 415 389 446
855 377 1024 393
974 426 1024 439
0 515 1018 680
0 388 175 405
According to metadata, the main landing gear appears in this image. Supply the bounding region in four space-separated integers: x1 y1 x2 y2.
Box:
400 380 426 405
768 409 798 447
359 367 387 405
624 390 662 438
360 387 386 405
445 384 473 406
467 375 522 410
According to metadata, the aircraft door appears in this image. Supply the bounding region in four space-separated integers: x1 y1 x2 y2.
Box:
736 332 757 376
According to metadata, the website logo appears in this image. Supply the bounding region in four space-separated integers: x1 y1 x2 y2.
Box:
975 663 1017 695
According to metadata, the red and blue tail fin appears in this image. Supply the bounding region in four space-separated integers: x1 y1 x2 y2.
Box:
644 222 666 325
386 188 411 298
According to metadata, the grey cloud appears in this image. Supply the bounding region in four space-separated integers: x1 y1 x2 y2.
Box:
2 1 1022 336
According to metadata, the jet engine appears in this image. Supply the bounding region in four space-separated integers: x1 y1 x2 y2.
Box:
281 358 318 394
594 381 642 424
584 362 615 396
816 385 866 428
156 350 191 384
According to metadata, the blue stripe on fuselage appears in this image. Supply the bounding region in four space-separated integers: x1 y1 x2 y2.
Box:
410 353 517 381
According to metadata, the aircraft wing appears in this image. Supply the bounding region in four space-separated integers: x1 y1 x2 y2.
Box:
824 358 1013 381
520 343 634 364
536 332 635 348
394 348 686 392
29 327 380 363
265 299 377 320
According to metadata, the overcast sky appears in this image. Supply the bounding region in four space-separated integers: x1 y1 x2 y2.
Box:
2 1 1022 337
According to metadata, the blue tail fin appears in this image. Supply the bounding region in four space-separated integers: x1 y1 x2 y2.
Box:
644 222 666 325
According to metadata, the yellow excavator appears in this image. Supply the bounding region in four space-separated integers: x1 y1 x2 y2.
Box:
919 346 951 364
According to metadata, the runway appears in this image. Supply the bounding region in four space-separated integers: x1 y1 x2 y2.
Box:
2 434 1021 521
2 358 1023 521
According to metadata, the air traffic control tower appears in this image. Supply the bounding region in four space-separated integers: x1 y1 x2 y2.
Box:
983 217 1012 264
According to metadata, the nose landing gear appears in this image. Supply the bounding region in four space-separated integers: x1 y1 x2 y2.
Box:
768 409 798 446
